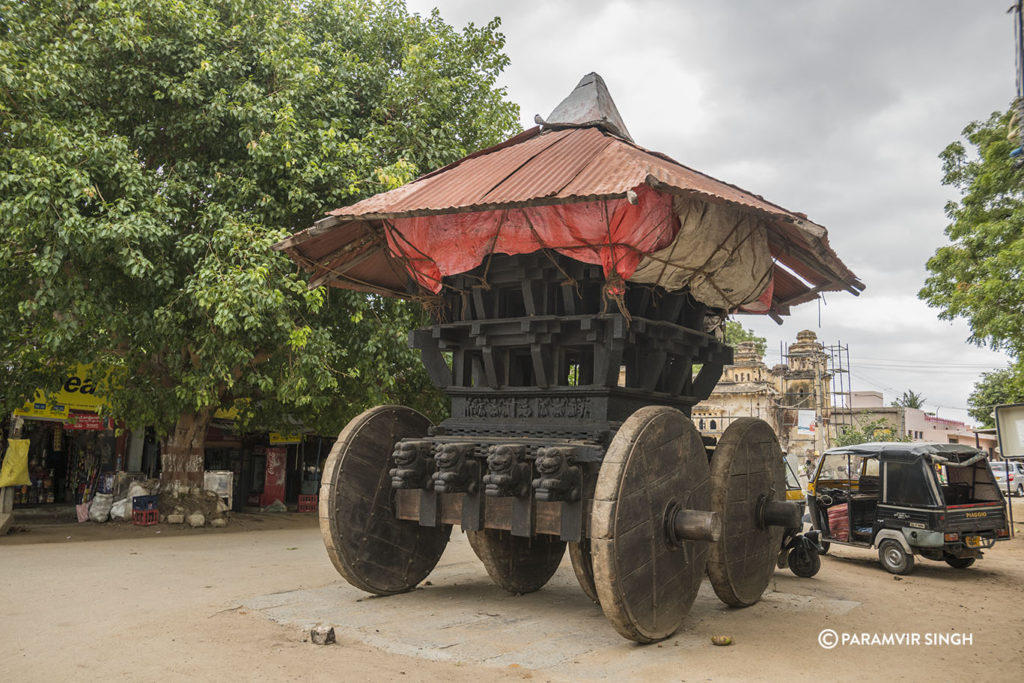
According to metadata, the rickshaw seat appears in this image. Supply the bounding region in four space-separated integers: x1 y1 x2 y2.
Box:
858 475 880 496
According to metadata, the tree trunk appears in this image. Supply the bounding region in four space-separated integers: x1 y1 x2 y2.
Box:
161 409 212 491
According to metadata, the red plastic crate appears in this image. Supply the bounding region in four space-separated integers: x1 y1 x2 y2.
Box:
298 494 318 513
132 509 159 526
827 503 849 542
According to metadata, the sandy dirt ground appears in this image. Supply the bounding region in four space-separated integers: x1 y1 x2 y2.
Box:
2 502 1023 682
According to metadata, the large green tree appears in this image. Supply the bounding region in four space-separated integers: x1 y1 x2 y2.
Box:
920 107 1024 356
0 0 519 485
833 416 912 447
920 105 1024 429
967 367 1024 427
723 320 767 357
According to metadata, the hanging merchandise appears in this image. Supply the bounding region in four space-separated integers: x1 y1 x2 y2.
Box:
67 433 101 506
260 447 287 508
0 439 31 487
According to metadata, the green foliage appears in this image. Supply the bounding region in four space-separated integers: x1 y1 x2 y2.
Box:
920 106 1024 357
0 0 518 435
834 415 912 447
891 390 926 409
723 320 767 357
967 366 1024 428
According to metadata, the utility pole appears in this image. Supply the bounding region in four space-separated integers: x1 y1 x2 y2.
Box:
1011 1 1024 160
1015 0 1024 105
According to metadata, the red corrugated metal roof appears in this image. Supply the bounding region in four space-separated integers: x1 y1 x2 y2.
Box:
324 126 806 224
276 124 862 316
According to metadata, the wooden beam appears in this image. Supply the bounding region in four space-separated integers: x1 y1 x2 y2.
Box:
307 241 383 290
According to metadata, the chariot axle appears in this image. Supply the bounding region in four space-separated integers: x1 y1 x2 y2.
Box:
758 497 803 531
665 504 722 545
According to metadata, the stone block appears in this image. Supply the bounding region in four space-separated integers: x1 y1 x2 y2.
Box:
310 627 336 645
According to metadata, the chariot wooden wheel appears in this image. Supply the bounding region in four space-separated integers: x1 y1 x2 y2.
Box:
320 405 450 595
568 538 599 603
591 406 718 643
467 529 566 594
569 465 600 603
707 417 788 607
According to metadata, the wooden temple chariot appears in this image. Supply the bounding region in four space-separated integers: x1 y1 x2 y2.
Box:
275 73 862 643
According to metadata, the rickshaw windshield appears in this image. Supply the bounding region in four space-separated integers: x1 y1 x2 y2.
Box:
784 460 800 490
817 453 867 485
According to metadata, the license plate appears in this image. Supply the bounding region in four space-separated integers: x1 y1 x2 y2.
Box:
965 536 982 548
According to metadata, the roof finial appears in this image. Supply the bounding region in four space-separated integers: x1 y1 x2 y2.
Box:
535 72 633 142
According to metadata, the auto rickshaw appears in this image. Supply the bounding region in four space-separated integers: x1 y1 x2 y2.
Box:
778 456 823 577
807 443 1010 574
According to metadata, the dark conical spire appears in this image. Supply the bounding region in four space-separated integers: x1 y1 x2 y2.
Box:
536 72 633 142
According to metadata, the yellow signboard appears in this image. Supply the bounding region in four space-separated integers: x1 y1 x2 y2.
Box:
214 405 240 420
269 432 302 445
13 399 69 421
13 364 106 420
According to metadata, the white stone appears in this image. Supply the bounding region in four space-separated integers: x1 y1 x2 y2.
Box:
166 514 185 524
310 627 336 645
209 517 227 528
186 512 205 527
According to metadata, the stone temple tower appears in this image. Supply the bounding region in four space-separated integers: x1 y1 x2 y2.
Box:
692 340 781 439
778 330 831 459
693 330 831 461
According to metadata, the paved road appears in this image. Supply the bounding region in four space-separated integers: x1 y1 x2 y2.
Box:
2 508 1023 681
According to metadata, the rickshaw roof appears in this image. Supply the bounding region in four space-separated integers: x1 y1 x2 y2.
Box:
823 442 982 463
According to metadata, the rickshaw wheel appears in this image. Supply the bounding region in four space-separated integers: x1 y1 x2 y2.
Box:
707 418 787 607
320 405 450 595
466 529 566 594
787 544 821 578
591 406 711 643
878 539 915 575
944 555 975 569
568 538 600 603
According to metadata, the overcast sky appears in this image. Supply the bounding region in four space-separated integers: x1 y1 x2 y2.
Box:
405 0 1016 424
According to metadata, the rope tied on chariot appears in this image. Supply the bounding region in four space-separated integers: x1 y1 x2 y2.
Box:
601 273 632 324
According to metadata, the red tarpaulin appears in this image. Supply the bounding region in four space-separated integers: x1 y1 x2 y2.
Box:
384 184 677 293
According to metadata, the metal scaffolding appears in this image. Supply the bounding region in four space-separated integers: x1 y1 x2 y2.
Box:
826 342 853 446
